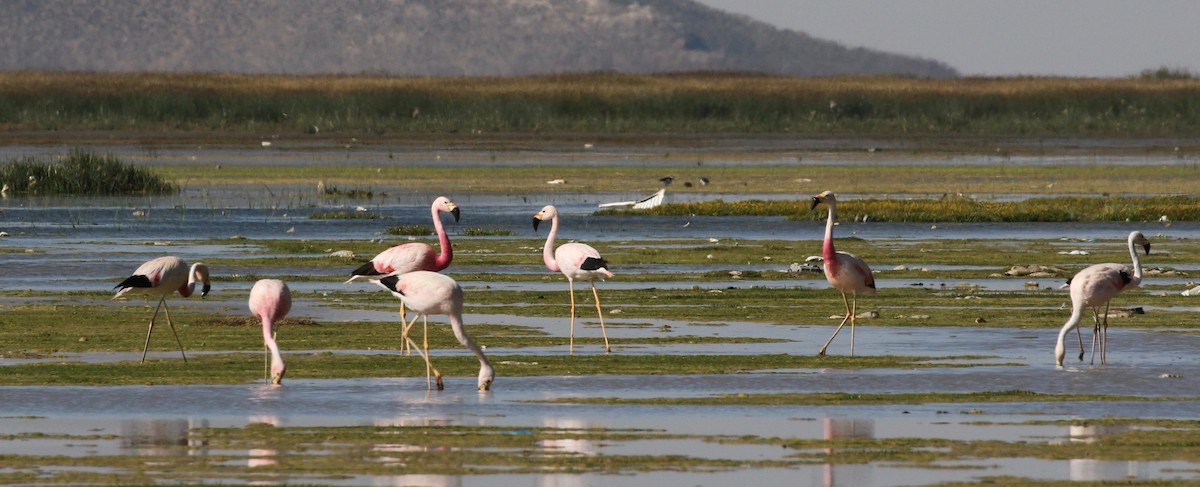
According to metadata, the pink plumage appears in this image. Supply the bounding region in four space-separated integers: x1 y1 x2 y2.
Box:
373 271 494 391
113 256 211 363
346 196 460 355
347 196 460 281
249 279 292 385
1055 231 1150 366
533 205 613 354
810 191 875 356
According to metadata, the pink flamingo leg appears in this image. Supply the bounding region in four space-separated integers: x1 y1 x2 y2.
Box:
592 283 610 353
818 291 854 356
568 279 577 355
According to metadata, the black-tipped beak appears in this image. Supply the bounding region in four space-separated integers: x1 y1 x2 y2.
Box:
450 206 461 222
201 283 211 297
1143 243 1152 255
810 196 821 210
532 217 542 231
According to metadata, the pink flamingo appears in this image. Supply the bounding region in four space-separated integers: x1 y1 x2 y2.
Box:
249 279 292 385
533 205 613 354
112 256 211 363
1055 231 1150 367
346 196 460 352
373 271 494 391
811 191 876 356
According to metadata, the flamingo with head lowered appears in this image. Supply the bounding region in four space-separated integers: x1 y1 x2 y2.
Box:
1055 231 1150 367
249 279 292 385
810 191 876 356
113 256 211 363
346 196 460 353
372 271 493 391
534 205 613 354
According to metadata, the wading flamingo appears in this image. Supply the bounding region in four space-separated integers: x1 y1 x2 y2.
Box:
113 256 211 363
1055 231 1150 367
533 205 613 354
249 279 292 385
372 271 493 391
347 196 460 353
811 191 876 356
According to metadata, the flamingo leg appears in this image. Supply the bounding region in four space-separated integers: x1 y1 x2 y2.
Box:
399 303 410 355
140 296 167 363
1100 302 1111 364
403 324 442 390
1080 323 1089 362
818 291 853 356
160 301 188 363
423 314 430 365
591 283 610 353
849 293 857 356
1088 307 1101 366
567 279 577 355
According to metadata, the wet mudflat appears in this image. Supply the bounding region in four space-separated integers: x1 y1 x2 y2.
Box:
3 136 1200 485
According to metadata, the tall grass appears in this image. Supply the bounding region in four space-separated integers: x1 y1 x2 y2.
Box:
608 196 1200 222
2 71 1199 135
0 149 176 195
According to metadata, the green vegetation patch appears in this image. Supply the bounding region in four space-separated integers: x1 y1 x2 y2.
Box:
0 149 175 195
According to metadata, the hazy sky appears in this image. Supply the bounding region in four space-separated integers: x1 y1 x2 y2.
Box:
697 0 1200 77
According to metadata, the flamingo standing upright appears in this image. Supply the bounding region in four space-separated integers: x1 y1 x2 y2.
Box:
346 196 460 353
372 271 494 391
1054 231 1151 366
533 205 613 354
249 279 292 385
810 191 876 356
112 256 211 363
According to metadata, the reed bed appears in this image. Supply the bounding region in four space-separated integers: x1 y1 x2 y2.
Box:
2 71 1199 135
0 149 175 195
611 195 1200 222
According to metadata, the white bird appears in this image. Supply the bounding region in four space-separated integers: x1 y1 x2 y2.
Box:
113 256 211 363
372 272 493 391
1054 231 1151 366
598 188 665 210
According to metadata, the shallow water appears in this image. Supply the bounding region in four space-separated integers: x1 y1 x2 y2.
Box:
3 143 1199 485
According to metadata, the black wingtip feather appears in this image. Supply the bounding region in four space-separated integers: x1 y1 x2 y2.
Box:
580 257 609 271
114 275 153 290
378 275 402 294
350 261 384 277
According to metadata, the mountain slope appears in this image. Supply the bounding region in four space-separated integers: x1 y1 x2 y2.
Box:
0 0 957 77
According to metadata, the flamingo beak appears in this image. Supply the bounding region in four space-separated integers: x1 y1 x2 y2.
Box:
1143 243 1151 255
809 196 822 210
532 216 542 231
272 374 284 386
449 205 461 222
200 282 211 297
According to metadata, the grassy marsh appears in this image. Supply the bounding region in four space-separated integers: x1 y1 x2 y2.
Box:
5 71 1200 136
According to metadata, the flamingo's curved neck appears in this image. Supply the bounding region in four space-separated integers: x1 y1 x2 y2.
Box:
451 314 492 369
178 263 203 297
432 205 453 270
1127 235 1144 281
822 199 837 261
543 215 561 272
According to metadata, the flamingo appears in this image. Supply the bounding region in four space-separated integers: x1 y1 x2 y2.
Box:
371 271 493 391
346 196 460 353
112 256 211 363
533 205 613 354
810 191 876 356
249 279 292 385
1054 231 1151 367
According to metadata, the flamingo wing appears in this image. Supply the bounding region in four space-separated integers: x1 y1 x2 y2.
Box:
1071 263 1130 307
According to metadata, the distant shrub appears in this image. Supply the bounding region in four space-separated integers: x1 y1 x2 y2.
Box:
1138 66 1195 80
310 211 379 220
462 227 516 236
385 224 432 236
0 150 175 195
